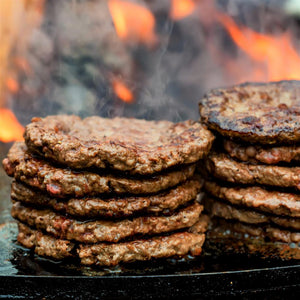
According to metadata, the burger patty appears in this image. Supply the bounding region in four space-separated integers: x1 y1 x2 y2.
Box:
199 81 300 144
3 142 196 197
206 219 300 260
18 217 209 266
24 115 214 175
204 198 300 230
12 201 203 243
204 181 300 217
205 152 300 190
223 139 300 164
11 178 202 218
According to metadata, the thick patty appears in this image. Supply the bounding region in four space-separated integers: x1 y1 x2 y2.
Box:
223 139 300 164
24 115 214 175
199 81 300 144
204 181 300 217
11 178 202 218
205 152 300 190
204 198 300 230
18 217 209 266
205 219 300 260
3 142 196 197
12 201 203 243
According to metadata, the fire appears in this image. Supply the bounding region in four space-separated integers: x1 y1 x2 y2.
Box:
0 108 24 143
170 0 196 20
5 77 19 94
216 12 300 81
112 78 134 103
108 0 157 47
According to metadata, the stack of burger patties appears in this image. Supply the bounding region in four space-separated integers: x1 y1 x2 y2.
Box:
2 115 214 266
199 81 300 259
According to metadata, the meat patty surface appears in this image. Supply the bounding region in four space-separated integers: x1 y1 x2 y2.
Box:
24 115 214 175
205 152 300 190
11 178 202 218
223 139 300 164
204 198 300 230
204 181 300 217
3 142 196 197
18 217 209 266
199 81 300 144
12 201 203 243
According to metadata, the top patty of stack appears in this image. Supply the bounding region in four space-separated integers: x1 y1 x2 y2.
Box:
24 115 214 175
199 81 300 144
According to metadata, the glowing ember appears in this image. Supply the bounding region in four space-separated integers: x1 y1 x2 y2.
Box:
112 78 134 103
0 108 24 143
108 0 157 47
170 0 196 20
5 77 19 93
216 12 300 81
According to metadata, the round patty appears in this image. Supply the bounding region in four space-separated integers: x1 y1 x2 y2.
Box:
204 198 300 230
17 218 208 265
223 139 300 165
24 115 214 175
11 178 202 218
12 201 203 243
205 152 300 190
206 219 300 260
199 81 300 144
3 142 196 197
204 181 300 217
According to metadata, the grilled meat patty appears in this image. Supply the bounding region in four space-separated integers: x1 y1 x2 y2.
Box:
11 178 202 218
3 142 196 197
223 139 300 165
18 217 209 266
24 115 214 175
12 201 203 243
199 81 300 144
205 152 300 190
204 181 300 218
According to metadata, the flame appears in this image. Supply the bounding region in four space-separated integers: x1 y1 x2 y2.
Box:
170 0 196 20
112 78 134 103
108 0 157 47
216 12 300 81
0 108 24 143
5 77 19 93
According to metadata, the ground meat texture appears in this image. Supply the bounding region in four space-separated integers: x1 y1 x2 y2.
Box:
11 201 203 243
204 181 300 218
17 218 209 266
24 115 214 175
17 223 75 259
205 152 300 190
223 139 300 164
199 81 300 144
4 142 196 197
204 198 300 230
11 178 202 218
206 219 300 260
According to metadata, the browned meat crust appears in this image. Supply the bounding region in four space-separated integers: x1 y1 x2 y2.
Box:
11 178 202 218
12 201 203 243
206 219 300 260
24 115 214 175
223 139 300 164
199 81 300 144
17 222 75 259
204 198 300 230
205 152 300 190
3 142 196 197
17 217 209 265
204 181 300 218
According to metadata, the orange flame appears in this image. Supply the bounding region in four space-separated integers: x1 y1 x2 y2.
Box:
108 0 157 47
5 77 19 93
216 12 300 81
170 0 196 20
0 108 24 143
112 78 134 103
